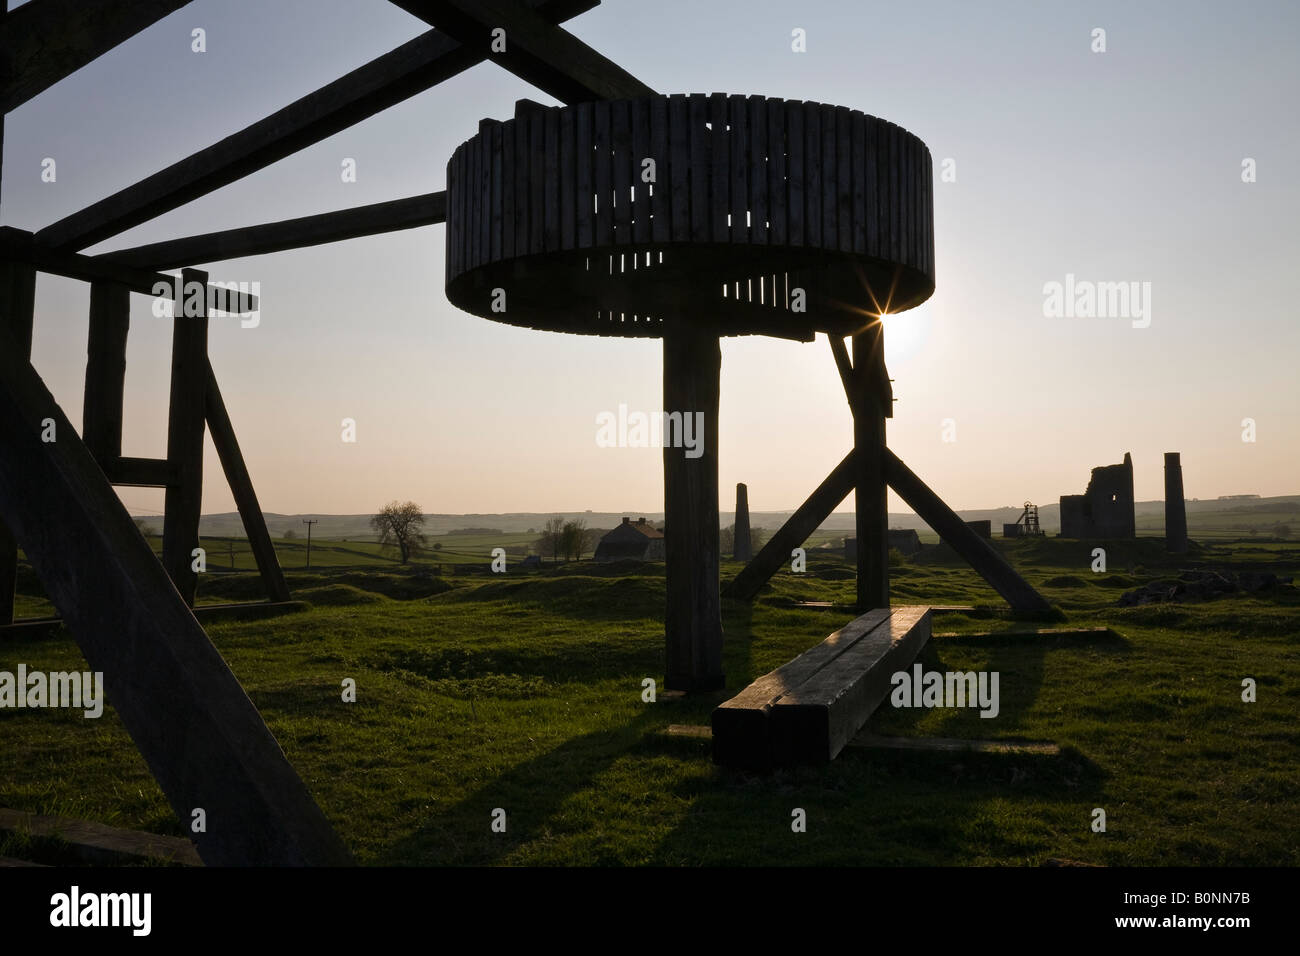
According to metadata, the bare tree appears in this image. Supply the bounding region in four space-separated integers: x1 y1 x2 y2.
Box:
371 500 428 564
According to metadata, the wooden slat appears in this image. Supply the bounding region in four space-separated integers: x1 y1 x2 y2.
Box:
688 96 709 243
100 193 446 271
889 124 902 267
668 95 690 244
649 95 670 243
835 106 853 253
514 112 532 256
729 95 749 244
398 0 654 104
593 100 612 247
447 148 461 278
490 123 504 262
866 117 881 258
528 109 546 256
479 122 492 266
709 93 729 243
501 123 516 260
747 95 768 247
770 606 932 763
0 0 191 114
821 103 838 251
712 608 892 769
806 105 822 252
611 99 632 245
785 101 804 247
541 109 559 252
630 97 651 245
574 102 593 248
851 112 866 256
82 281 130 463
0 324 351 866
204 363 290 603
767 100 787 247
161 267 208 607
559 108 576 250
36 0 596 251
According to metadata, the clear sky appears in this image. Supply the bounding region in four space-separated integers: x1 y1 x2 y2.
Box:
4 0 1297 518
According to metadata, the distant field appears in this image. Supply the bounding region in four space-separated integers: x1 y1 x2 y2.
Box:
3 534 1297 866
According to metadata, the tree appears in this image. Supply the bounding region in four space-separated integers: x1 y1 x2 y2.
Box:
371 500 428 564
283 528 298 540
560 519 588 560
133 518 156 537
538 516 566 562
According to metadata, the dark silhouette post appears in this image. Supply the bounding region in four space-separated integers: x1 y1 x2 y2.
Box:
1165 452 1188 553
663 325 723 692
852 323 889 610
303 518 317 569
734 482 752 562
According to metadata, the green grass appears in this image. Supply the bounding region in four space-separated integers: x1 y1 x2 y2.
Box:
1 537 1296 866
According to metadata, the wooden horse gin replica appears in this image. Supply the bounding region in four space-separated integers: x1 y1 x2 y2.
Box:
0 0 1051 862
444 93 1049 764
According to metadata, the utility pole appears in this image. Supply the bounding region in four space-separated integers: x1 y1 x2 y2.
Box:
302 519 317 570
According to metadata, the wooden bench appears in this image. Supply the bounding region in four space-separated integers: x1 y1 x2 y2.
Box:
712 606 933 769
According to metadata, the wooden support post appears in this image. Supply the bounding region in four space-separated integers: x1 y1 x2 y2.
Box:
852 326 889 610
0 258 35 626
0 328 351 865
162 267 208 606
723 450 858 602
205 362 290 602
883 449 1053 613
663 324 723 692
83 280 130 463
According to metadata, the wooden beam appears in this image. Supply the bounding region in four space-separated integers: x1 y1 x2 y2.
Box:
100 192 447 271
723 449 858 602
852 326 888 610
662 324 723 692
0 257 34 626
36 0 598 251
0 324 351 866
883 449 1052 613
0 0 192 114
205 362 290 603
770 606 932 764
0 227 257 310
161 268 208 606
83 281 130 463
396 0 654 103
106 456 172 488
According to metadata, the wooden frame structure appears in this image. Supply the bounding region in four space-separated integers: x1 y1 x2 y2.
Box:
0 0 1048 863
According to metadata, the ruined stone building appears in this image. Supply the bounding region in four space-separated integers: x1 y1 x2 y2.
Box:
1059 453 1136 538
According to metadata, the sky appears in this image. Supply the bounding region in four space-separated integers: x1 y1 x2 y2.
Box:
3 0 1298 519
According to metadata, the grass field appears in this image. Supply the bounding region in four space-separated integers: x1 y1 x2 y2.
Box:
2 535 1297 866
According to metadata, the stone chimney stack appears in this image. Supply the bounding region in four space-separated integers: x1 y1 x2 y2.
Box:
734 483 752 562
1165 452 1188 553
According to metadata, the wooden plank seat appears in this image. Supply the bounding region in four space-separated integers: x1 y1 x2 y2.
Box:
712 606 933 769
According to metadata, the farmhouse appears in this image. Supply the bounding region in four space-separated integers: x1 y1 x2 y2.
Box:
594 517 665 562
